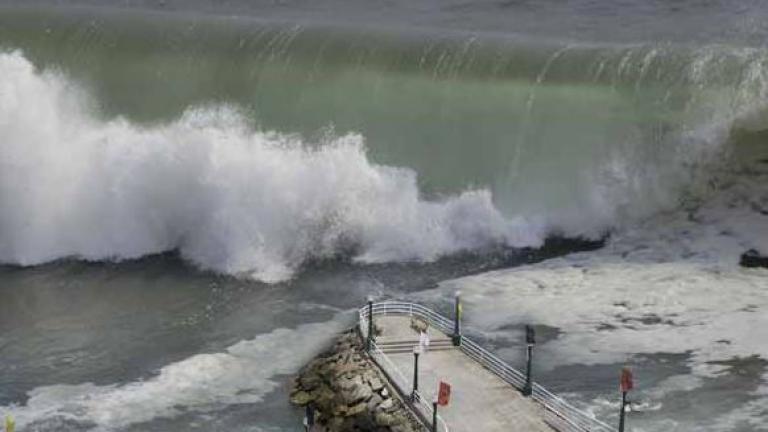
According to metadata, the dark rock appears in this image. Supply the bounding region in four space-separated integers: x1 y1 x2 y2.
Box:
377 398 394 412
290 390 313 405
740 249 768 268
375 412 397 426
346 402 368 417
315 387 336 406
366 394 384 411
339 378 372 405
299 374 322 391
338 375 362 391
368 376 384 392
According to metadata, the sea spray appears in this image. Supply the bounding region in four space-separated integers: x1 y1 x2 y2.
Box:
0 51 544 282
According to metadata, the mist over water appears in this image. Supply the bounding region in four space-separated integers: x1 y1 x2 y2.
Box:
1 2 768 432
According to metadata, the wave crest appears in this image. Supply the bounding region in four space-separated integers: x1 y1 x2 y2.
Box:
0 51 544 282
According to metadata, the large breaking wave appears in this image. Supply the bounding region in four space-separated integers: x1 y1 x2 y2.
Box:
2 25 768 281
0 51 547 282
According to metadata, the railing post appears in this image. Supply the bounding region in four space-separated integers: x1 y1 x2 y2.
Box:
367 296 374 352
523 325 535 396
452 291 462 346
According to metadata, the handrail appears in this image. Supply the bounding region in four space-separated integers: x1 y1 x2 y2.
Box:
359 301 613 432
367 338 450 432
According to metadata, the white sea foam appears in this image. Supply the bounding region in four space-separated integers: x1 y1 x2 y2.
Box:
434 160 768 363
0 51 544 282
2 317 346 430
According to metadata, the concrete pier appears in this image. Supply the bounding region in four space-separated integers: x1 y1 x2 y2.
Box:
375 315 555 432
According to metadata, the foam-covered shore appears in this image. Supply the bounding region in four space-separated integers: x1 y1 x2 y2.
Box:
416 160 768 431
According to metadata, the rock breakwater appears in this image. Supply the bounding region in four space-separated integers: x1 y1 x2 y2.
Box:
290 329 424 432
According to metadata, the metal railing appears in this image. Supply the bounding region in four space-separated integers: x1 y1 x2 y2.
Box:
359 301 613 432
367 338 450 432
360 309 450 432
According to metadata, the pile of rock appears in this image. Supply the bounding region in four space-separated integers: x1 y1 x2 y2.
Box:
741 249 768 268
290 329 424 432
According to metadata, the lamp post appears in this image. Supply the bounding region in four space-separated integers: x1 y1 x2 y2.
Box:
412 345 422 401
619 391 628 432
367 296 374 352
522 325 535 396
432 398 439 432
452 291 462 346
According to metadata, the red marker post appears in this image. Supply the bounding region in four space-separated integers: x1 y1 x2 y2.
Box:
438 381 451 406
619 367 633 432
433 381 451 432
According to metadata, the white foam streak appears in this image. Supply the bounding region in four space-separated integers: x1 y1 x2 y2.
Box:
0 51 543 281
5 318 346 430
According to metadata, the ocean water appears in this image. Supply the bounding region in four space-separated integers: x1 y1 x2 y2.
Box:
0 1 767 431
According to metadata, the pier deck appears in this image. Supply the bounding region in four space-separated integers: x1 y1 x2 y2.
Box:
375 315 554 432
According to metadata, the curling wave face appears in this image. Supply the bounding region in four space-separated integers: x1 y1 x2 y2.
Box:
3 10 768 282
0 51 546 282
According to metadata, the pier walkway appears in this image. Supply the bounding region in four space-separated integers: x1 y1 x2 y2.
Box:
380 315 552 432
359 301 612 432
